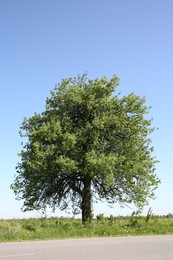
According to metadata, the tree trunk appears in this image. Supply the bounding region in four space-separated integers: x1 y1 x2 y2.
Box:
81 176 92 224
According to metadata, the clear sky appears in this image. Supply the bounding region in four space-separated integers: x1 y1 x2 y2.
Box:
0 0 172 219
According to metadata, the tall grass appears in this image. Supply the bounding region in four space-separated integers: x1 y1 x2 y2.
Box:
0 214 173 242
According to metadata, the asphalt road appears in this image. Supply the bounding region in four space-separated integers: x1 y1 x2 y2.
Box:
0 236 173 259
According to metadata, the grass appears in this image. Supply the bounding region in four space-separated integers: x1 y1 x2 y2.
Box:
0 214 173 242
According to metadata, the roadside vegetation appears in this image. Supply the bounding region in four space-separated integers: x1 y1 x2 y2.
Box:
0 213 173 242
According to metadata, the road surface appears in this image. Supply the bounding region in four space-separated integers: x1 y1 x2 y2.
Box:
0 236 173 259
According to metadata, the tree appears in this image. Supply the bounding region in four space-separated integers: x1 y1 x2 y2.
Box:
11 74 160 223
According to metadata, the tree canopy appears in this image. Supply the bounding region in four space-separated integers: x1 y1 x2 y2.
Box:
11 74 160 223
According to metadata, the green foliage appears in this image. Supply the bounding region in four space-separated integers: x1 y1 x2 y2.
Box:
22 219 42 232
146 207 153 223
0 215 173 242
96 214 105 224
11 74 160 223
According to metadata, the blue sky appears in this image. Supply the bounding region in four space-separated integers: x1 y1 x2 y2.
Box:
0 0 172 219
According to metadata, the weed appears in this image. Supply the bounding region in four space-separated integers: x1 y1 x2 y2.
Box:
0 215 173 242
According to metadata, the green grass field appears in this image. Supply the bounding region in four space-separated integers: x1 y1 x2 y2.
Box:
0 214 173 242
